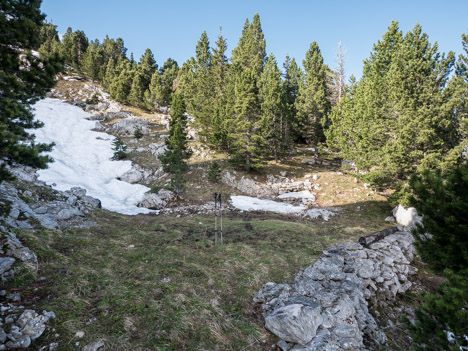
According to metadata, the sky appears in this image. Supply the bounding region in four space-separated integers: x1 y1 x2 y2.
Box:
41 0 468 79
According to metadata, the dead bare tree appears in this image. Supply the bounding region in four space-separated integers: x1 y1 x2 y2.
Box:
330 41 346 106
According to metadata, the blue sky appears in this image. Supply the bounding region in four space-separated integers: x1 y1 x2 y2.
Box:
41 0 467 79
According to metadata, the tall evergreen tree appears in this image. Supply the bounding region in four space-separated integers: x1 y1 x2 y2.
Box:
283 55 302 145
208 29 229 147
159 58 179 106
226 66 263 171
60 27 88 67
258 54 284 162
295 41 330 148
109 60 134 103
81 39 104 80
327 22 461 185
224 14 267 170
144 70 164 111
159 93 191 192
138 48 157 88
231 13 266 78
179 31 213 132
0 0 62 181
211 28 228 99
37 22 60 58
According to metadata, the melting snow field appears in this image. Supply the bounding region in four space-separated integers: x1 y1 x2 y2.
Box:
32 98 151 215
230 195 306 214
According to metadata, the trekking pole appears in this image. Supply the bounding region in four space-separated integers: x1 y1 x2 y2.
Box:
219 193 223 246
214 192 218 246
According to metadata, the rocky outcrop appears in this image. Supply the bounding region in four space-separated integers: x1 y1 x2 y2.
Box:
148 143 167 158
1 181 100 230
95 117 151 136
254 229 417 350
222 172 316 199
138 189 175 210
118 164 165 184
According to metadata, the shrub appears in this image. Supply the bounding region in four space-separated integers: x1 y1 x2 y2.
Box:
111 136 128 160
207 161 222 183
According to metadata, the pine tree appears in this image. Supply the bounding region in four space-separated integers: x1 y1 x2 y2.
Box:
128 49 157 108
37 22 60 59
81 39 104 80
0 0 62 181
326 22 461 186
128 70 146 107
60 27 88 67
227 66 263 171
159 93 191 192
231 13 266 78
180 31 213 132
295 41 330 149
258 53 284 162
109 60 134 103
224 14 267 171
211 28 228 100
111 136 127 160
102 57 117 90
208 29 229 147
409 164 468 272
144 70 164 110
407 163 468 350
407 268 468 351
283 55 302 146
159 58 179 106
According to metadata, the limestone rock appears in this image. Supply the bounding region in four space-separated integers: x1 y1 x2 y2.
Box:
255 231 416 350
0 257 15 275
138 189 174 210
82 341 105 351
265 304 323 345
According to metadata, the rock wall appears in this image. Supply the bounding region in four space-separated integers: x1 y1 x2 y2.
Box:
254 229 417 350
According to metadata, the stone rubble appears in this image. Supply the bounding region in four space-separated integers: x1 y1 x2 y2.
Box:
94 117 151 136
1 174 100 231
0 307 56 350
222 172 317 199
254 223 418 350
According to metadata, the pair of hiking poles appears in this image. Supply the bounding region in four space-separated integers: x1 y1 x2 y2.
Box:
213 193 223 245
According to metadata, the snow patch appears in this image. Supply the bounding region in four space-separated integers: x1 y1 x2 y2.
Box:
32 98 151 215
230 195 305 214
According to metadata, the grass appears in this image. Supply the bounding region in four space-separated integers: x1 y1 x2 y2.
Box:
8 200 391 351
14 78 399 350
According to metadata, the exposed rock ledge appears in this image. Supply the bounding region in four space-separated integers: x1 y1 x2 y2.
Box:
254 227 417 350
